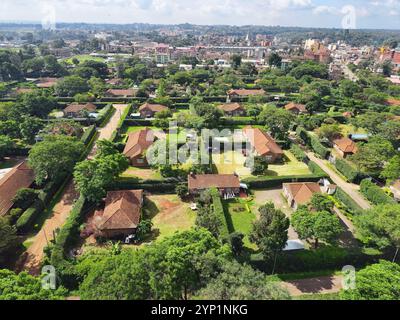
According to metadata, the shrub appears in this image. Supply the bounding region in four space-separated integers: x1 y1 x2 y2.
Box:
360 179 395 205
80 125 96 145
290 144 306 161
335 187 363 214
335 159 362 183
15 204 41 232
307 161 329 177
310 136 330 159
210 188 230 241
242 175 324 189
96 104 115 127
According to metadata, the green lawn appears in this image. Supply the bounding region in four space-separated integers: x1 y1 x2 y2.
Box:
121 166 163 180
64 54 106 64
338 124 367 136
268 151 311 176
224 198 257 249
143 195 196 242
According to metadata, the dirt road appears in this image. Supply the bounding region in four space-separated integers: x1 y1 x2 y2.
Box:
282 275 343 297
20 104 129 275
307 152 371 210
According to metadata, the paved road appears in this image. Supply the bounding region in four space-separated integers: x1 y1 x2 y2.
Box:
307 152 371 210
20 104 129 275
282 275 343 297
343 63 359 82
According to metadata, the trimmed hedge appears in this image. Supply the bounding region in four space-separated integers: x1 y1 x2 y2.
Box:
290 144 306 161
307 161 329 177
310 136 330 159
123 119 153 126
335 159 362 183
80 125 96 145
210 188 230 241
96 104 115 127
15 205 41 233
50 196 87 269
335 187 363 214
113 176 179 192
250 246 384 274
242 174 324 189
360 179 395 205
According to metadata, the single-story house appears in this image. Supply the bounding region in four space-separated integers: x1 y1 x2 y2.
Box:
63 103 97 118
105 88 136 97
283 182 322 210
390 179 400 202
94 190 144 239
36 77 59 88
217 103 246 117
243 126 284 163
285 102 307 115
333 137 357 158
227 89 265 100
188 174 241 198
106 78 124 86
0 161 35 216
123 128 155 167
138 103 168 118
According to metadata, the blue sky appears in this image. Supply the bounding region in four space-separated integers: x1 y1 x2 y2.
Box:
0 0 399 29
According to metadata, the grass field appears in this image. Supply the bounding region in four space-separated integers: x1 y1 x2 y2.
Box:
64 54 106 64
143 194 196 242
224 198 257 249
121 167 162 180
268 151 311 176
338 124 367 136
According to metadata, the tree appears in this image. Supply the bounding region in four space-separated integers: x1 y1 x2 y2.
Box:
198 261 290 300
354 204 400 251
195 204 222 239
231 54 242 69
15 91 57 118
0 269 67 300
28 135 84 185
276 76 300 93
249 202 289 259
78 228 228 300
176 184 188 199
136 220 153 241
12 188 39 211
74 153 129 203
0 135 13 160
381 155 400 183
258 105 294 140
340 261 400 300
268 53 282 68
229 232 244 256
291 207 343 249
250 156 269 176
0 217 17 263
310 194 334 212
19 116 43 144
317 124 342 141
55 76 89 97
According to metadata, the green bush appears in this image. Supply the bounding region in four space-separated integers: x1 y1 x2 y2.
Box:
242 174 324 189
335 159 362 183
80 125 96 145
335 187 363 214
96 104 115 127
15 205 41 232
360 179 395 205
290 144 306 161
210 188 230 241
310 136 330 159
307 161 329 177
50 196 87 268
250 246 383 274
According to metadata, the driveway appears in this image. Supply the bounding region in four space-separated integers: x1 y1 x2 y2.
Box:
253 188 299 240
282 275 343 297
20 104 129 275
307 152 371 210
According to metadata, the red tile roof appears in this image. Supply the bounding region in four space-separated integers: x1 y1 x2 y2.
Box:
123 128 155 160
64 103 97 114
139 103 168 113
285 102 307 113
96 190 143 231
284 182 321 205
243 126 284 157
188 174 240 190
106 88 136 97
217 103 244 112
227 89 265 96
333 137 358 154
0 162 35 216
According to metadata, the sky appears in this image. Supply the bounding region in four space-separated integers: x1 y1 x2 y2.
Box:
0 0 399 29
